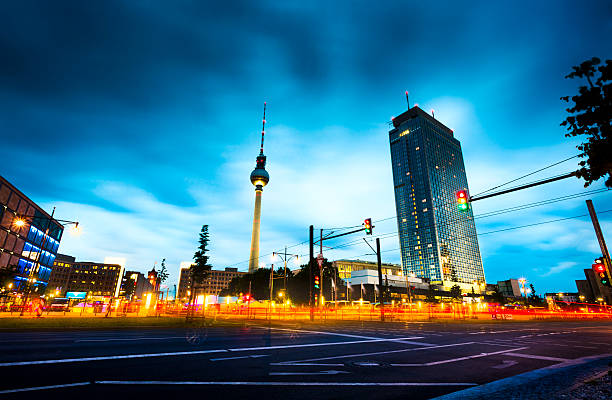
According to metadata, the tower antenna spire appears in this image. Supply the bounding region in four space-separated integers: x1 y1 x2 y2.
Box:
405 91 410 109
260 102 266 155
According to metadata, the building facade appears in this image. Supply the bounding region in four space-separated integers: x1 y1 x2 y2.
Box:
389 106 485 290
497 279 522 298
119 270 152 300
48 256 123 297
0 175 64 294
332 259 402 281
177 264 245 300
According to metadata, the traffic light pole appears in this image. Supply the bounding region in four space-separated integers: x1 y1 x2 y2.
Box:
586 200 612 272
469 172 576 202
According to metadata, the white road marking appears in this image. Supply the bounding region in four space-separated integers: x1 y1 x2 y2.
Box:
210 355 269 361
269 370 349 376
224 336 424 352
253 326 435 345
391 347 528 366
503 352 569 362
0 382 90 394
468 329 538 335
75 337 185 343
0 336 422 368
492 360 519 369
274 341 477 365
96 380 478 386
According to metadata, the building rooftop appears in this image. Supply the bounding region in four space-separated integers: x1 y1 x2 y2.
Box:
391 106 454 136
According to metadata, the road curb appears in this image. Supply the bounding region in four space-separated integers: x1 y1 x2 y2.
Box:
431 353 612 400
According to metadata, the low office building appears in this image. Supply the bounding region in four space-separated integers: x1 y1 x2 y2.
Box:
347 269 425 289
203 267 244 296
48 255 123 297
0 175 64 294
119 270 152 300
497 279 522 298
332 259 402 281
177 264 245 300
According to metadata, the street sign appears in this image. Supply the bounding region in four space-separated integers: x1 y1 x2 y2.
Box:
317 253 323 267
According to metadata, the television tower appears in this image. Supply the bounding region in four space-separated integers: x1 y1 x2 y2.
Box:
248 102 270 273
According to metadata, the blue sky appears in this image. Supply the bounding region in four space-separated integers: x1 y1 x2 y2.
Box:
1 1 611 295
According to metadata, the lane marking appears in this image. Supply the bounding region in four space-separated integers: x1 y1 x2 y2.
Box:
503 353 569 362
0 336 422 368
224 336 424 352
252 325 435 345
468 329 538 335
274 341 477 365
391 347 528 367
0 382 90 394
96 380 478 386
269 370 349 376
492 360 518 369
75 337 186 343
0 349 228 367
210 355 269 362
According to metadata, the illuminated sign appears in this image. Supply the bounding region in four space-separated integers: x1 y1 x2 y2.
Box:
66 291 87 299
399 129 410 137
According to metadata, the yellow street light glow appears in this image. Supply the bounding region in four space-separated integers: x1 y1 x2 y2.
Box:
13 218 26 228
278 291 283 297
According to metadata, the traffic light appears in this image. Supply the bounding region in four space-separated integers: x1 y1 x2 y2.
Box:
364 218 372 235
314 275 320 290
456 190 469 211
593 258 611 287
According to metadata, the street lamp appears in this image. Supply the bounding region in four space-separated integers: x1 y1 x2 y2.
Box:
272 247 300 295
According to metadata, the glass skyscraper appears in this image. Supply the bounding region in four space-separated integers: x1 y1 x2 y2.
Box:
389 106 485 290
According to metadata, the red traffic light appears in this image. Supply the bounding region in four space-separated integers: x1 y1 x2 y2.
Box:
593 263 605 273
364 218 373 234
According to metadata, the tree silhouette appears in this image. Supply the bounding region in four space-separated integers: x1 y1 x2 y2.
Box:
450 284 462 300
561 57 612 187
158 258 169 284
188 225 212 313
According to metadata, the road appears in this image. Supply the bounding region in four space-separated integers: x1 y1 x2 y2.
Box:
0 320 611 399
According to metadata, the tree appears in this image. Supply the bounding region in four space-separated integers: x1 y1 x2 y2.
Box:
158 258 169 284
561 57 612 188
450 284 462 300
188 225 212 312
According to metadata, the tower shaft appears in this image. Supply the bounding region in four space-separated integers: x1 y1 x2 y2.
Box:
248 188 263 273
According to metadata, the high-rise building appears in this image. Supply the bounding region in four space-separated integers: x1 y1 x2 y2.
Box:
389 105 485 291
248 103 270 273
0 175 64 294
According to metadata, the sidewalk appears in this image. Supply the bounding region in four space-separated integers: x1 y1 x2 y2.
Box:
433 354 612 400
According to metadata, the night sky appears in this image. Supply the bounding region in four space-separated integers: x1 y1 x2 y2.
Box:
2 1 611 295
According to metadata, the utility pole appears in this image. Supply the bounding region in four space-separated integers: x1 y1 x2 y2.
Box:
319 229 323 307
376 238 384 321
309 225 314 320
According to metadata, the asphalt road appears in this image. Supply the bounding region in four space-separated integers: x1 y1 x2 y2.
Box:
0 319 611 399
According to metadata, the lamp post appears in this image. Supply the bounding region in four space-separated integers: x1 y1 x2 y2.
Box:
13 209 79 316
272 248 299 295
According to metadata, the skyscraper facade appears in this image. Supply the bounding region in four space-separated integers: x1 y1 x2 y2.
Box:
389 106 485 291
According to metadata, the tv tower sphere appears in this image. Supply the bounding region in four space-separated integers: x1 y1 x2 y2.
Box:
250 163 269 188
